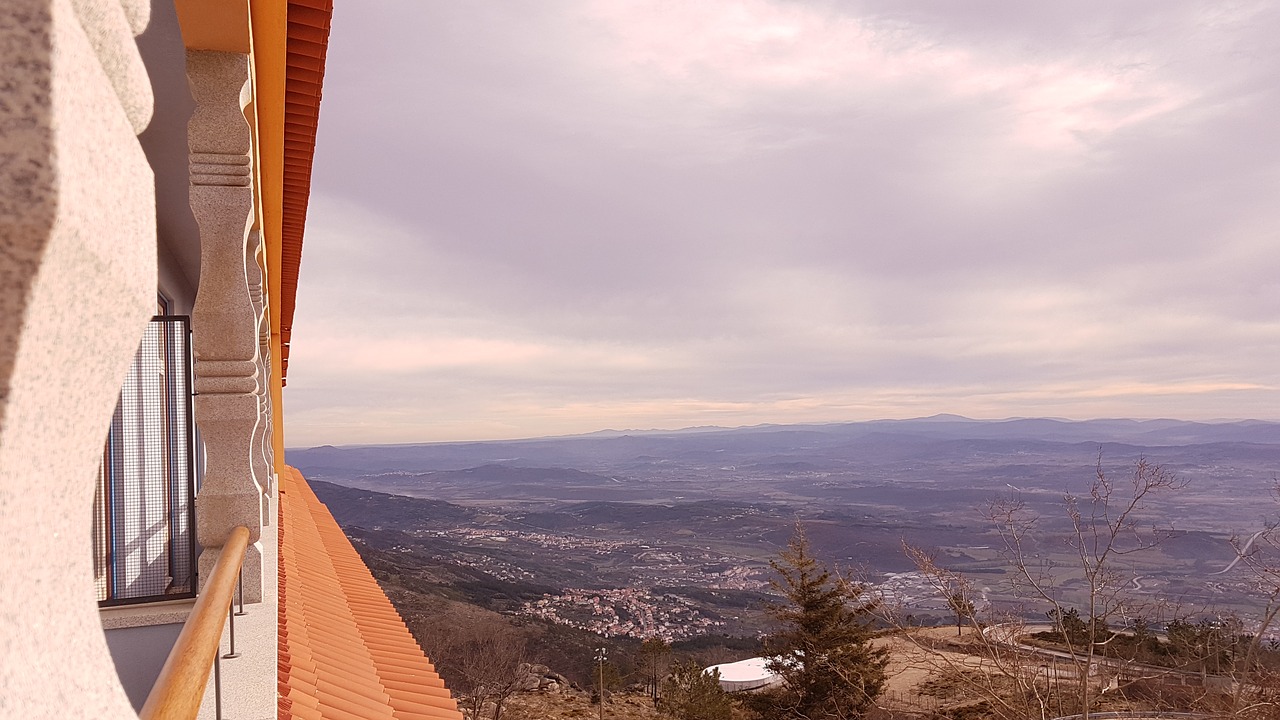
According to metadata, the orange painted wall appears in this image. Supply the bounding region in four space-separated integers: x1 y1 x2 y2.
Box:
250 0 290 472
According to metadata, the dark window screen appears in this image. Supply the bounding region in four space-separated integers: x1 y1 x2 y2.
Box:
93 316 197 606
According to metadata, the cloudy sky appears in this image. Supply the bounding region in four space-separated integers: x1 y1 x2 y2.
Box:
286 1 1279 446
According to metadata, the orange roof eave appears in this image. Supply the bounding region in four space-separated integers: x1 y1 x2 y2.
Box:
278 469 464 720
277 0 334 383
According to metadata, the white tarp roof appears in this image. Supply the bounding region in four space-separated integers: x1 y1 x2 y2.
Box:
705 657 780 692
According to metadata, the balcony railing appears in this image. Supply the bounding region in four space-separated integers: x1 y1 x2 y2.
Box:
140 526 249 720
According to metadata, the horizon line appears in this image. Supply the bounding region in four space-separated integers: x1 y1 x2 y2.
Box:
284 413 1277 451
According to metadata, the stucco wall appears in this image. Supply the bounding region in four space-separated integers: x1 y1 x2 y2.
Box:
104 622 184 711
0 1 158 717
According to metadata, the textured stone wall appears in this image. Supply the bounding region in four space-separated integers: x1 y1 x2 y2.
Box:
0 0 157 717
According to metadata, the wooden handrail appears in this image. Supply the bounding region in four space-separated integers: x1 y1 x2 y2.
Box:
140 525 251 720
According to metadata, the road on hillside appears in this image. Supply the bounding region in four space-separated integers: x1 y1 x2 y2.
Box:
982 624 1234 690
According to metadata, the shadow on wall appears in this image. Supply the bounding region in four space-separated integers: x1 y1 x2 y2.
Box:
104 622 184 712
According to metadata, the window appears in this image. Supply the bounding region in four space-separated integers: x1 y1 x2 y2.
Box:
92 315 197 606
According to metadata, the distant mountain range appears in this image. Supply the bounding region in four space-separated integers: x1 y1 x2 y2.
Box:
290 416 1280 478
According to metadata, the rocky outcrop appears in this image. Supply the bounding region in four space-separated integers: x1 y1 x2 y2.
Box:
516 663 576 694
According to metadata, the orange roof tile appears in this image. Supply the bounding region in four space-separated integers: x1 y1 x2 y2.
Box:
278 0 334 384
278 467 463 720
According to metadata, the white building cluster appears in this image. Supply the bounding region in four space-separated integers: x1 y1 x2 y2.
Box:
520 587 725 640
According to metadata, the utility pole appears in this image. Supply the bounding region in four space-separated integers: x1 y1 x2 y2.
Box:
596 647 607 720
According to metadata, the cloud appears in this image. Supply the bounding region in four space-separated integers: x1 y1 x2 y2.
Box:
286 0 1280 444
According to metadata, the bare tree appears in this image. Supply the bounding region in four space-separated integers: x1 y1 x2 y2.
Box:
1221 481 1280 719
897 544 1060 720
897 456 1185 720
992 455 1183 718
948 590 975 637
434 622 529 720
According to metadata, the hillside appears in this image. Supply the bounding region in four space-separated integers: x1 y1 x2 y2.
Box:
302 417 1280 718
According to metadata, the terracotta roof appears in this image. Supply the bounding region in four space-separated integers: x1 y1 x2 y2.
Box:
278 467 463 720
279 0 334 383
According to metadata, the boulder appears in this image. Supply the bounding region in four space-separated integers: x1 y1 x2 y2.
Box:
517 674 541 692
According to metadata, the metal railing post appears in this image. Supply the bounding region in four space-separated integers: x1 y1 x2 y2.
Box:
214 650 223 720
224 601 240 659
235 569 246 616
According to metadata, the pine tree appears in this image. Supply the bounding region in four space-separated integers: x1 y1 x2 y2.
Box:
639 637 672 703
660 659 732 720
753 523 888 719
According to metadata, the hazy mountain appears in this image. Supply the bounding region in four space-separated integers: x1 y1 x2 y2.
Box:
290 417 1280 479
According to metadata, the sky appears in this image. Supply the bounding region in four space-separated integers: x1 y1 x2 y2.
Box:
286 0 1280 446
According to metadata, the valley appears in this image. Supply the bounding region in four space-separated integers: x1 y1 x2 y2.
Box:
296 416 1280 647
